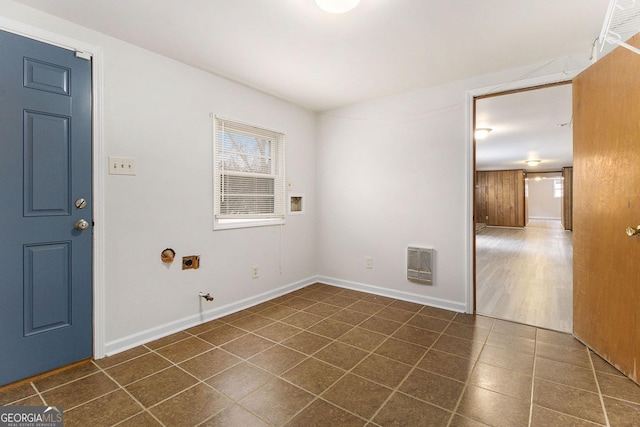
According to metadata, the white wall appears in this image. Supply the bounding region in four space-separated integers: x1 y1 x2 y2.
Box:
1 1 317 354
316 58 591 310
527 178 562 219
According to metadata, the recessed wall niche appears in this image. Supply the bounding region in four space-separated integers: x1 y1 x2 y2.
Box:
288 193 304 215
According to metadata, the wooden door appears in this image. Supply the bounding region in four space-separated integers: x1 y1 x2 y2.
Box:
573 33 640 384
0 30 93 385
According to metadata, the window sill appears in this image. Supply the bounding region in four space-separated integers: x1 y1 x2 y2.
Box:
213 217 285 230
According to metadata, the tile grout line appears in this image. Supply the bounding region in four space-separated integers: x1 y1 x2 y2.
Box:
328 308 424 425
91 359 167 427
445 316 494 427
528 327 539 427
368 310 457 425
136 337 283 426
29 381 46 408
267 295 385 425
26 364 120 413
268 294 382 424
270 296 441 425
589 348 612 427
122 337 256 425
200 289 376 425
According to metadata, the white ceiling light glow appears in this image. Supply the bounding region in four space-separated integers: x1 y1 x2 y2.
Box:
475 128 492 140
315 0 361 14
526 160 541 166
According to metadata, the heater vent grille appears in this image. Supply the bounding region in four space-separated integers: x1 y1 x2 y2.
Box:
407 247 433 284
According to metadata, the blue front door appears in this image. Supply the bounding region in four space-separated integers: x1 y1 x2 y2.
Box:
0 29 93 386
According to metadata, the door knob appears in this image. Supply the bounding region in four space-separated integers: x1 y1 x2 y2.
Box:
626 225 640 236
74 219 89 231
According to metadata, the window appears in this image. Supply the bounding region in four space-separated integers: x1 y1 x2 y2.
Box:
213 116 285 230
553 179 563 198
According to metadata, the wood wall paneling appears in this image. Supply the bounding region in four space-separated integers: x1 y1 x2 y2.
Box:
476 170 525 227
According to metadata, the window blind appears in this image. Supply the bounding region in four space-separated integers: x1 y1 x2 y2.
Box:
214 116 286 221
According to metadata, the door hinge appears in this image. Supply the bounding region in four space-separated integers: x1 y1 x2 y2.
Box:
75 51 92 60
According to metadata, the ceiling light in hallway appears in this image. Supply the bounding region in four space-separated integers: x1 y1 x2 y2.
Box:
475 128 492 140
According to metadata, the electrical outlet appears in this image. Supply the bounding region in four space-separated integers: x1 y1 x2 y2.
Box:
108 156 136 175
365 257 373 269
252 265 259 279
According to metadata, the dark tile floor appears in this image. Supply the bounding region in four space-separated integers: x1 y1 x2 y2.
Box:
2 283 640 426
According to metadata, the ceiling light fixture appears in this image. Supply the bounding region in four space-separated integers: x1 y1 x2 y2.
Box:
315 0 361 14
474 128 492 140
526 160 541 166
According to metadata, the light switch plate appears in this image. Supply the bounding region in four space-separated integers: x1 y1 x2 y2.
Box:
108 156 136 175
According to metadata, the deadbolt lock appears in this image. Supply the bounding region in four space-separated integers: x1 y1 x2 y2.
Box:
75 198 87 209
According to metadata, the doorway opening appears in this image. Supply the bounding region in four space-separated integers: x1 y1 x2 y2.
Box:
473 82 574 332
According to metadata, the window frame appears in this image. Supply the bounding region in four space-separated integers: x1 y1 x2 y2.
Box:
213 115 286 230
553 178 563 199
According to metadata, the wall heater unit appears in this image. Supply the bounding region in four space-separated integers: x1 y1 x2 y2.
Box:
407 247 433 284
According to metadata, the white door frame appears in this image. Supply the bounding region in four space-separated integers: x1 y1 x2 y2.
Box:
0 17 106 358
464 70 583 314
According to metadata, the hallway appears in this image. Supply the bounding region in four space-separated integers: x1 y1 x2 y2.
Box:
476 219 573 332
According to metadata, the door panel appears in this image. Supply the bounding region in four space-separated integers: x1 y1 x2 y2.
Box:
23 57 71 95
24 243 72 335
573 33 640 384
0 29 92 386
24 112 71 216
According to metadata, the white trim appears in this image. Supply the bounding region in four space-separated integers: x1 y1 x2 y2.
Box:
214 114 286 137
317 276 466 313
465 70 583 314
104 276 316 355
105 274 465 356
0 18 106 359
214 217 285 230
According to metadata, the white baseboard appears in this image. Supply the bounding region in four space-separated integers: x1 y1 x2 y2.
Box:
316 276 466 313
103 276 316 356
104 274 467 357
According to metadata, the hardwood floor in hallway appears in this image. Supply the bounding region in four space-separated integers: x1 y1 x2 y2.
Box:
476 219 573 333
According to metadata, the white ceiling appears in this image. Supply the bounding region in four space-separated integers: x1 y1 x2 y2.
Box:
475 83 574 172
11 0 615 171
12 0 610 112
